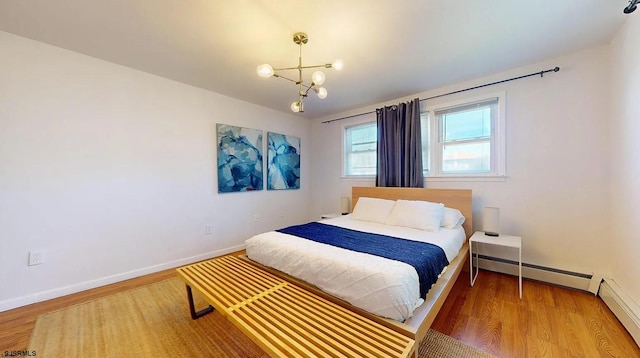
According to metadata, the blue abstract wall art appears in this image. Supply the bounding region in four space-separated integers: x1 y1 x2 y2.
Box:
267 132 300 190
217 124 263 193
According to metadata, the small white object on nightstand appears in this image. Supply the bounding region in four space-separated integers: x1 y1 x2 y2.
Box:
469 231 522 299
320 213 342 220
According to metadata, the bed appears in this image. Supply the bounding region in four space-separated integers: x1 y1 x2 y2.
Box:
244 186 472 344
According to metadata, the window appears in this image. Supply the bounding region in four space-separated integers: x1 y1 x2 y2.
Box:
344 121 377 176
342 92 505 180
434 97 500 176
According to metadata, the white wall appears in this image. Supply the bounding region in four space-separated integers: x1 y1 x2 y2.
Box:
609 16 640 305
310 46 611 276
0 32 311 311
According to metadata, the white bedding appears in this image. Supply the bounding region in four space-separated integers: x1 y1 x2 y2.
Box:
245 215 466 321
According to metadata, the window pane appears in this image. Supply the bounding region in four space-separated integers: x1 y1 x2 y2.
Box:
442 141 491 173
349 124 376 147
442 107 491 142
345 122 377 176
347 151 376 175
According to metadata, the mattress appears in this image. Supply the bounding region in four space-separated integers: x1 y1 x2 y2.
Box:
245 215 466 321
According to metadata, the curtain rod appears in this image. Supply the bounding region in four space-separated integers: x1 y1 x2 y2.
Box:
321 66 560 124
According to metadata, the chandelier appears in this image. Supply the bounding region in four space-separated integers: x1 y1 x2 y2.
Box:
256 32 343 113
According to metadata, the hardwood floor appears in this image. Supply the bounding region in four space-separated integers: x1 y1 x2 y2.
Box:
1 253 638 357
432 270 640 357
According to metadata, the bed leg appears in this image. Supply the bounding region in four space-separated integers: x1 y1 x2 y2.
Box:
186 284 214 319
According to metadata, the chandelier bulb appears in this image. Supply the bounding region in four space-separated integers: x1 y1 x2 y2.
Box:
316 87 328 99
291 101 303 112
257 64 274 77
311 71 326 86
332 59 344 71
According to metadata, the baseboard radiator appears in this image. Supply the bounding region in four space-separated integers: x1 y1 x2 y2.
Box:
475 255 592 291
599 279 640 347
477 256 640 347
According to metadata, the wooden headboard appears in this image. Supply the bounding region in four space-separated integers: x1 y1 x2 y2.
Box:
352 186 473 238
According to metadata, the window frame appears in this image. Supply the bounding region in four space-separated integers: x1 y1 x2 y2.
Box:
425 92 506 180
342 116 378 178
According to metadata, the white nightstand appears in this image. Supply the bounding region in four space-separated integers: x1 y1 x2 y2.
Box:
320 213 342 220
469 231 522 299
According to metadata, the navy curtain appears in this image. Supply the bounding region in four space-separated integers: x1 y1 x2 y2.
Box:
376 98 424 187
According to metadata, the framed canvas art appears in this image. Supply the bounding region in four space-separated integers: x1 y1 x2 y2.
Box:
267 132 300 190
217 124 263 193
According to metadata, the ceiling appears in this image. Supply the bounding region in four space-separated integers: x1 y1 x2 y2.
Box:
0 1 629 119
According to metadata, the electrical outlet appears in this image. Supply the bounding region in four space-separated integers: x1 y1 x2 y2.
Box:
28 250 44 266
205 225 213 235
253 214 259 222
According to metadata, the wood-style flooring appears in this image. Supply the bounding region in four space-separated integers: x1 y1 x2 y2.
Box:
1 252 639 357
432 270 640 357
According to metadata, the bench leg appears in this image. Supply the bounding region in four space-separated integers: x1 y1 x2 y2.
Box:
186 284 214 319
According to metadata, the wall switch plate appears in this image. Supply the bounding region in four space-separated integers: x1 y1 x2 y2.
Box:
29 250 44 266
205 225 213 235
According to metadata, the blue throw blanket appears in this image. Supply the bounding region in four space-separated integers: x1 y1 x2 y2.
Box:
276 222 449 298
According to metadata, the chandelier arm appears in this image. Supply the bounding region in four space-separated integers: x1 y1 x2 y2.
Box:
302 64 333 69
273 74 314 89
272 74 299 84
273 64 332 71
303 83 317 97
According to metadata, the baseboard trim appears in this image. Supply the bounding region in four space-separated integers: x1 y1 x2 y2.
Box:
475 255 592 291
0 244 246 313
599 279 640 347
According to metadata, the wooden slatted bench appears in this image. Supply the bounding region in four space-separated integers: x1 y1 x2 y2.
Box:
176 255 416 358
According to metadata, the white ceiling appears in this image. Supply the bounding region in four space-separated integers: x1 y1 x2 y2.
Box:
0 1 629 119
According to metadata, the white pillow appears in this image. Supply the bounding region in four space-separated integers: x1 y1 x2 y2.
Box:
385 200 444 232
350 197 397 224
441 207 465 229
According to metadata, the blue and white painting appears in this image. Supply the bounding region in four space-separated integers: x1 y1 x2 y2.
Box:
267 132 300 190
217 124 263 193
